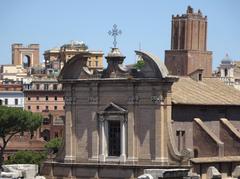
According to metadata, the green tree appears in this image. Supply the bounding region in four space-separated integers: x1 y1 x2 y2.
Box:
134 60 145 70
5 151 46 166
45 138 62 154
0 106 42 168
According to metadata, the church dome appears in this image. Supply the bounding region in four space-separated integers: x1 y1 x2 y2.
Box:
221 54 232 64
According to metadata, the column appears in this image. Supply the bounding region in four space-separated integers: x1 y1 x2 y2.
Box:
154 106 162 162
99 118 105 162
64 105 74 162
91 112 99 161
127 110 137 161
120 119 126 162
154 94 168 163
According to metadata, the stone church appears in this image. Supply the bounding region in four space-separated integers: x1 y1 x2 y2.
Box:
42 6 240 179
42 48 190 178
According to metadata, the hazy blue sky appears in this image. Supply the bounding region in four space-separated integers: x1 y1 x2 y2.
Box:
0 0 239 70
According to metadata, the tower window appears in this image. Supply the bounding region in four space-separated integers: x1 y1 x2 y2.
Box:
224 68 228 77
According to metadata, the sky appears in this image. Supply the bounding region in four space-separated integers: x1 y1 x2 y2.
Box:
0 0 239 70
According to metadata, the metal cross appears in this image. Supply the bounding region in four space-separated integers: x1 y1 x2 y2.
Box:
108 24 122 48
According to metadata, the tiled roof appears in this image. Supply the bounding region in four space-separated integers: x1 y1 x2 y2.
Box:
172 77 240 105
191 156 240 163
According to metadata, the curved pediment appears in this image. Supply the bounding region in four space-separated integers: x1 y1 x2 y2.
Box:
58 53 92 80
135 50 169 78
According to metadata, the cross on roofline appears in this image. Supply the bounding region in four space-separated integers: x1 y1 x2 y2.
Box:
108 24 122 48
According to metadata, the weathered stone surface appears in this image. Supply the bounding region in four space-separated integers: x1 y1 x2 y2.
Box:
144 169 189 179
0 164 38 179
207 166 221 179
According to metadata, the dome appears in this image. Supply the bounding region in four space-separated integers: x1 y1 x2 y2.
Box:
221 54 232 64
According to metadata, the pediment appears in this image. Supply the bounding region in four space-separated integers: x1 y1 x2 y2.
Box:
104 102 127 112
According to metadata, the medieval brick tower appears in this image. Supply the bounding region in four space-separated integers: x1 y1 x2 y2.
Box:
165 6 212 77
12 43 40 68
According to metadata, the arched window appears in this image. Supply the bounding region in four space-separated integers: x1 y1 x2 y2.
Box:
23 55 31 68
41 129 50 141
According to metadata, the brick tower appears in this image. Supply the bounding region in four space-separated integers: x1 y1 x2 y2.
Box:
12 43 40 68
165 6 212 77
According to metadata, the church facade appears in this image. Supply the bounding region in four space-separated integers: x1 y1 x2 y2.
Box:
41 48 190 178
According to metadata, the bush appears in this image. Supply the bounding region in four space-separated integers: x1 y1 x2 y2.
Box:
45 138 62 154
134 60 145 70
5 151 47 165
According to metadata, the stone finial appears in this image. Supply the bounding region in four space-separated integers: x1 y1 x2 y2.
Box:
198 9 202 15
187 5 193 14
103 48 127 78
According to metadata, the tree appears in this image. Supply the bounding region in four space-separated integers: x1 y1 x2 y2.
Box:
45 138 62 154
0 106 42 169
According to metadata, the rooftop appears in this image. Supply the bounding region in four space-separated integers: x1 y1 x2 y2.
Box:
172 77 240 105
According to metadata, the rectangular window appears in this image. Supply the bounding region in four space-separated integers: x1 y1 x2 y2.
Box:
36 84 40 90
5 99 8 105
28 106 31 110
176 130 185 152
95 61 98 67
46 106 49 110
54 106 57 110
54 96 57 101
36 96 39 100
28 97 31 101
15 99 18 105
108 120 121 156
36 106 39 110
44 84 49 90
53 84 58 90
46 96 48 101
